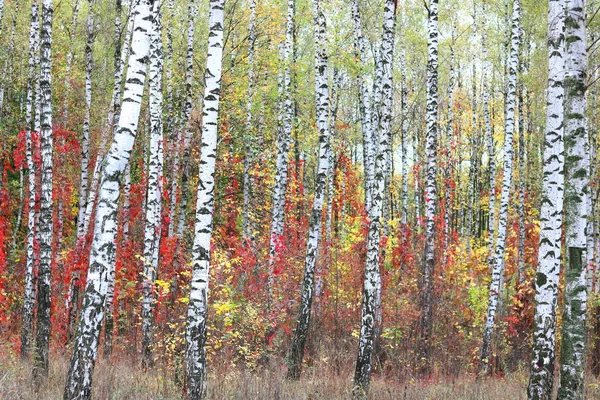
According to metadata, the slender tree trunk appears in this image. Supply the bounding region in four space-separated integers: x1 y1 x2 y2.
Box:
527 2 565 396
184 0 224 397
558 0 588 397
443 39 455 264
103 0 129 357
479 0 520 376
351 0 373 216
63 1 155 398
353 0 395 396
33 0 55 382
483 2 496 266
267 0 294 301
141 4 164 370
286 0 330 380
242 0 257 243
0 1 19 118
400 44 408 226
516 50 527 285
418 0 439 374
61 0 81 125
21 0 41 360
76 0 95 240
176 0 199 238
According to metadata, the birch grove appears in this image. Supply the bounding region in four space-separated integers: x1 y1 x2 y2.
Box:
1 0 600 398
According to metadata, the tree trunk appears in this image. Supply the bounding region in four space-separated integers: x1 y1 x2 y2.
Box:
21 0 40 360
176 0 199 238
558 0 588 397
33 0 55 382
63 1 155 398
418 0 439 375
526 1 566 393
353 0 395 396
184 0 224 397
479 0 520 376
242 0 257 243
286 0 330 380
267 0 294 302
141 4 164 370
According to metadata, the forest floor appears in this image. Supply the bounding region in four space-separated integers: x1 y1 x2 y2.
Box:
1 350 599 399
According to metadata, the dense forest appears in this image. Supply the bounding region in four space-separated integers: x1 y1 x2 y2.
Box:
0 0 599 398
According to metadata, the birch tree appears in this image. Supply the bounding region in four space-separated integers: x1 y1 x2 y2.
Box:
286 0 329 380
527 1 565 397
558 0 589 396
480 0 520 375
185 0 225 397
353 0 395 395
63 1 155 397
33 0 55 381
20 0 40 360
267 0 294 299
242 0 257 243
141 4 164 370
418 0 438 373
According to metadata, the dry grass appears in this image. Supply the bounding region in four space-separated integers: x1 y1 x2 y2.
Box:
1 350 599 399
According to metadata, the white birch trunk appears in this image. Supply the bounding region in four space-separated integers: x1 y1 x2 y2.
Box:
185 0 224 397
267 0 294 300
418 0 439 373
141 4 164 370
558 0 589 397
21 0 40 360
287 0 329 380
63 1 154 398
33 0 54 381
480 0 521 375
242 0 257 243
353 0 395 394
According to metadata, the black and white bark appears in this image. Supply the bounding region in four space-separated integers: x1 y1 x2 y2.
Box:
418 0 439 373
353 0 395 395
63 1 155 398
141 4 164 370
76 0 95 241
61 0 81 124
21 0 40 360
480 0 521 375
527 2 565 393
242 0 257 243
33 0 54 381
351 0 373 215
185 0 224 397
558 0 589 397
286 0 329 380
176 0 199 237
267 0 294 299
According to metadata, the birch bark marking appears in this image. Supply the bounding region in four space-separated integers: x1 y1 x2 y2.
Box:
141 3 164 370
61 0 81 124
34 0 54 381
21 0 40 360
286 0 329 380
63 1 155 398
267 0 294 302
527 1 565 396
353 0 395 396
76 0 95 240
480 0 520 375
558 0 589 397
242 0 257 243
185 0 224 397
351 0 373 215
418 0 439 374
177 0 199 237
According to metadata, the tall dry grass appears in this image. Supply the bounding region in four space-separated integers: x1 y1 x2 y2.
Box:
1 349 599 399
